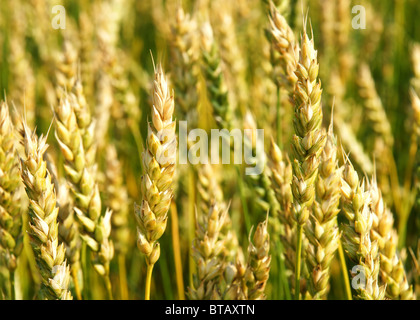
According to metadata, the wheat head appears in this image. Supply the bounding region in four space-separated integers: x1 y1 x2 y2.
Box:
19 121 72 300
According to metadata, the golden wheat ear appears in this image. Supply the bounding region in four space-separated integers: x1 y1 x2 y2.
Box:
19 119 73 300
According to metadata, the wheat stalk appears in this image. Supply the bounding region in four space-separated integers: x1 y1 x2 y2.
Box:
135 63 176 299
19 120 72 300
305 126 340 299
340 160 386 300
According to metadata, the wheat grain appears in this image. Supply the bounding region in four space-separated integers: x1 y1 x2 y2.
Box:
19 120 72 300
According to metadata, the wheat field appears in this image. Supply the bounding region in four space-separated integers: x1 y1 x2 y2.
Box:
0 0 420 301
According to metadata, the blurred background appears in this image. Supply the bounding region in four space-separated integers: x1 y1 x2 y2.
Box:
0 0 420 300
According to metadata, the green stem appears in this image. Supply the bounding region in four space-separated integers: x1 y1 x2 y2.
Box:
81 242 91 299
294 224 303 300
398 213 409 249
278 243 291 300
71 264 82 300
145 263 155 300
188 166 195 287
170 201 185 300
118 254 129 300
104 274 113 300
236 166 251 234
338 240 352 300
9 270 15 300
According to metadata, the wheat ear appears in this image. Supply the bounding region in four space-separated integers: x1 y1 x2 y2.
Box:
135 63 176 299
244 218 271 300
268 138 296 279
54 92 114 294
170 6 199 122
0 102 23 297
340 160 386 300
358 63 393 147
368 177 415 299
291 22 326 299
196 163 245 299
46 154 82 299
188 203 228 300
305 126 340 299
19 120 72 300
200 21 232 130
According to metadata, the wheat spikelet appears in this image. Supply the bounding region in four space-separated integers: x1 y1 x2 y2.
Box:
358 63 393 147
135 63 176 266
19 121 72 300
0 102 23 273
368 177 415 299
244 218 271 300
340 160 386 300
305 126 340 299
